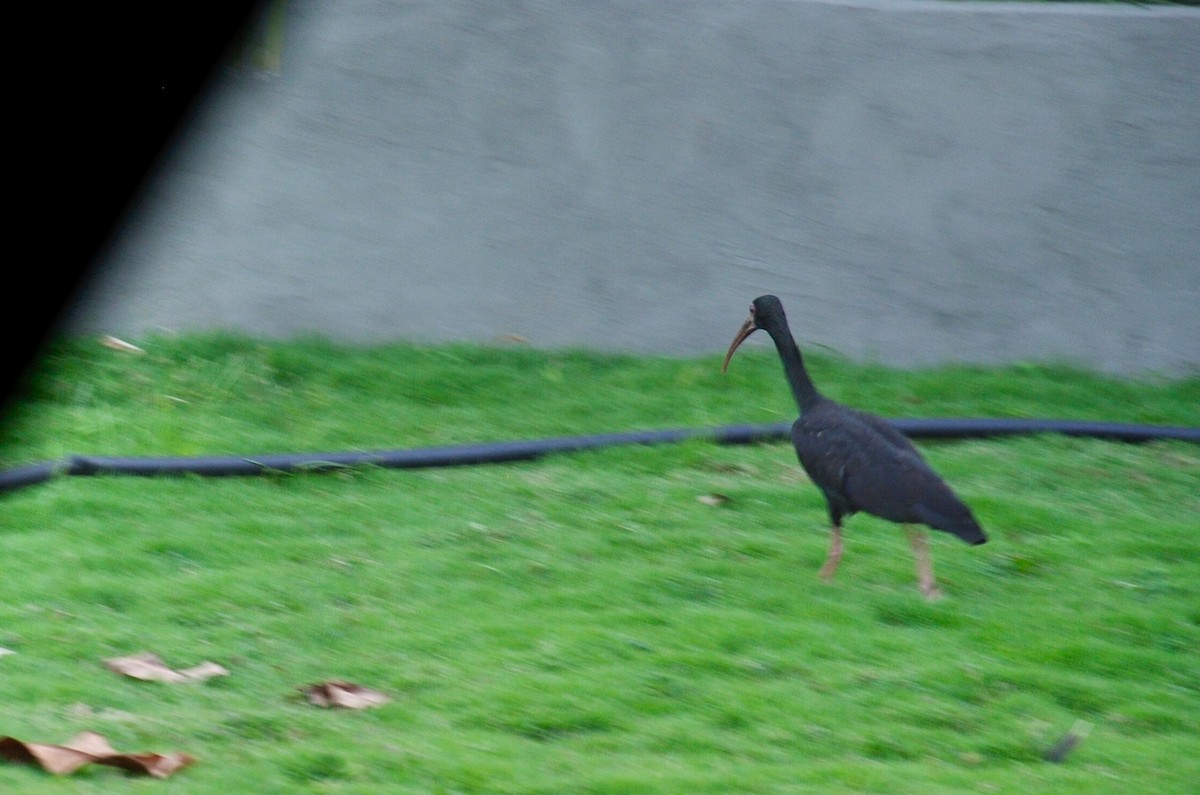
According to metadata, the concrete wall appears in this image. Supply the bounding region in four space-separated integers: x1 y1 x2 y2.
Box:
70 0 1200 374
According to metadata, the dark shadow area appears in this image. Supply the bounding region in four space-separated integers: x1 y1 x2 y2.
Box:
5 3 262 415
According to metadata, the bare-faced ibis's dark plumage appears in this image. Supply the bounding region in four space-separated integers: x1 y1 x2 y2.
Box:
722 295 986 599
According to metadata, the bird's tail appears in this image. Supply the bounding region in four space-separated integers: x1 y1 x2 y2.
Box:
915 501 988 545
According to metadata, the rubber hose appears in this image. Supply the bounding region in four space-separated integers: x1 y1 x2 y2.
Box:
0 418 1195 495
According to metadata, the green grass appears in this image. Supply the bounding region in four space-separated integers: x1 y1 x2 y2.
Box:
1 333 1198 793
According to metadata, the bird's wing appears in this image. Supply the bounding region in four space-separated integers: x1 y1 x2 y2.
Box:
838 432 933 523
841 444 987 544
845 407 921 457
793 407 919 500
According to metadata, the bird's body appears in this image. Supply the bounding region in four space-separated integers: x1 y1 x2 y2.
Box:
792 402 986 543
722 295 986 598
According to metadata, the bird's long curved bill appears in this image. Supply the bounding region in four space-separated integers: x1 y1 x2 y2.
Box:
721 317 757 373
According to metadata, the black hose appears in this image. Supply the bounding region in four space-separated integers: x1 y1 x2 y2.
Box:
0 460 61 492
0 418 1195 495
888 418 1200 443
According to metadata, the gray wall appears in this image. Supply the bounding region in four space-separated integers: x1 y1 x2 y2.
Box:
71 0 1200 373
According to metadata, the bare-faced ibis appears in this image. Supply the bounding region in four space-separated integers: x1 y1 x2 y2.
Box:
722 295 986 599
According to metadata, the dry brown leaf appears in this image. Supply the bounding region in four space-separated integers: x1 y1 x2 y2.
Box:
105 652 228 683
178 661 229 680
99 335 145 354
95 749 195 779
0 733 102 775
302 680 391 709
0 732 194 778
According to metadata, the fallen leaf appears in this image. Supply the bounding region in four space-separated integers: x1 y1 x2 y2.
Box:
696 493 731 507
176 660 230 681
105 652 228 683
0 733 102 775
99 335 145 354
302 680 390 709
0 732 194 778
95 749 195 779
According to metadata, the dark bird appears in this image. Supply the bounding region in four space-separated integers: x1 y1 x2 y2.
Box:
722 295 986 599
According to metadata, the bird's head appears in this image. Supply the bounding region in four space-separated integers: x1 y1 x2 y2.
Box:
721 295 785 372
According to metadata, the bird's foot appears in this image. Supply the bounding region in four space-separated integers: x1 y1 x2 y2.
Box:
921 584 943 602
818 563 838 582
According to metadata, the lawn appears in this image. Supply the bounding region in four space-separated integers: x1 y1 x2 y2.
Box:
1 334 1197 794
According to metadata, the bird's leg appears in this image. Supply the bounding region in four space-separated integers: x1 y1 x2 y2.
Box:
819 525 843 581
905 526 942 601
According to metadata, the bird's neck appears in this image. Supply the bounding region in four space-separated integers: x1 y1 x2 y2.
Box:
767 324 822 414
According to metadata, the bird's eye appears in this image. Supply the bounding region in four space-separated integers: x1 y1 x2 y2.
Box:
749 303 755 316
